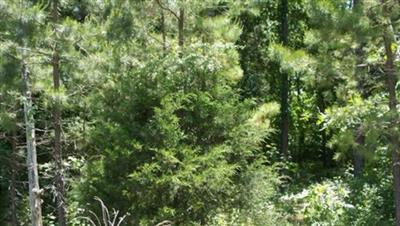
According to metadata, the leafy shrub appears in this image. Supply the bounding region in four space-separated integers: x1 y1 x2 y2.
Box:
346 183 393 226
282 179 353 226
206 165 288 226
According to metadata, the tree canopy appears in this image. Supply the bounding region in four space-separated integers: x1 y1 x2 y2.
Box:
1 0 400 225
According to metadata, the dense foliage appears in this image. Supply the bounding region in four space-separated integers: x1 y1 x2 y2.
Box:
1 0 400 225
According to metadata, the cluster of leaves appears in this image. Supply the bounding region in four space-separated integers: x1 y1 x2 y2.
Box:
1 0 400 225
282 179 354 225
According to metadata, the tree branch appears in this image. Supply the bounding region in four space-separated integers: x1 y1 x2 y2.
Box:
155 0 180 21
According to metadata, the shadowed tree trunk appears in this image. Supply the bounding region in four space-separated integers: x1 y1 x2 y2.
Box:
353 128 365 178
316 89 331 168
178 8 184 48
353 0 366 178
382 1 400 224
51 1 67 225
178 7 187 92
295 72 305 163
279 0 289 160
161 9 167 54
10 132 19 226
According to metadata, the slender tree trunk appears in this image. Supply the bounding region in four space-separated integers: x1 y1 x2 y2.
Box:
353 49 366 178
316 90 329 167
178 7 187 92
279 0 289 160
295 73 304 164
382 2 400 224
386 39 400 226
353 69 366 177
178 8 184 48
22 61 43 226
51 1 67 225
161 9 167 54
353 0 365 178
10 132 19 226
353 130 364 178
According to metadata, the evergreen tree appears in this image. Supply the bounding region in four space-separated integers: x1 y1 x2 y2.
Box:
1 0 400 225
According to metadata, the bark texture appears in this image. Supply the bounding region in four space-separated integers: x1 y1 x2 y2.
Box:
279 0 289 159
178 8 185 47
353 0 365 178
382 1 400 224
22 62 43 226
51 1 67 225
10 132 19 226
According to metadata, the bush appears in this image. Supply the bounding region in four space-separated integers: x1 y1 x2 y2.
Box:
206 165 289 226
282 179 353 226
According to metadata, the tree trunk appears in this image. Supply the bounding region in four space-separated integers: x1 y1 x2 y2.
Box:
382 2 400 224
22 61 43 226
353 130 364 178
10 132 19 226
353 0 365 178
51 1 67 225
161 9 167 54
279 0 289 160
295 72 304 163
316 90 330 168
178 7 187 92
178 8 184 48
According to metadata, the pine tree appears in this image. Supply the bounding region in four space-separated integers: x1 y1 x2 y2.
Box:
381 0 400 224
50 0 67 224
279 0 290 160
22 56 43 226
0 1 46 224
75 1 279 224
0 49 21 226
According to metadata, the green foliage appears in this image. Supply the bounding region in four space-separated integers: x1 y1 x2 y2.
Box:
69 1 283 224
1 0 400 225
347 182 394 226
206 164 288 226
78 48 279 223
282 179 354 226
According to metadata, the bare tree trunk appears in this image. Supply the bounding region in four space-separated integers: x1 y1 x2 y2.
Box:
10 132 19 226
316 89 331 168
51 1 67 225
161 9 167 54
178 8 184 48
386 38 400 226
353 130 364 178
22 61 43 226
295 73 304 163
353 58 366 178
382 2 400 224
353 0 365 178
279 0 289 160
177 7 187 92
